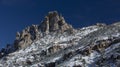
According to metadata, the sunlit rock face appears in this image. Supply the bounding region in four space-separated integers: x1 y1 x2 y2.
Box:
39 11 74 34
14 24 39 49
13 11 74 50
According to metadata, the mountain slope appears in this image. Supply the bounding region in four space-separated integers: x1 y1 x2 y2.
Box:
0 11 120 67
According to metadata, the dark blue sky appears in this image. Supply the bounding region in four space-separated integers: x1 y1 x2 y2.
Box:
0 0 120 48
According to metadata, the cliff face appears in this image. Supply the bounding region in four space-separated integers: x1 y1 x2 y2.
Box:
14 25 39 49
14 11 74 50
0 11 120 67
39 11 74 33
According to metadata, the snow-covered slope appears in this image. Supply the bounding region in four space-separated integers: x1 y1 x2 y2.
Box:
0 25 102 66
0 12 120 67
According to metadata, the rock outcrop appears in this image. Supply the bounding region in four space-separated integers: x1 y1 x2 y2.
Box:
14 25 40 50
96 23 106 27
14 11 74 50
39 11 74 34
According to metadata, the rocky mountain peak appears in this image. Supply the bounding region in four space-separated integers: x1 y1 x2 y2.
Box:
14 11 74 50
0 11 120 67
39 11 74 34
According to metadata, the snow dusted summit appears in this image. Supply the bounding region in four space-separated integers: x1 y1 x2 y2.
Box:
0 11 120 67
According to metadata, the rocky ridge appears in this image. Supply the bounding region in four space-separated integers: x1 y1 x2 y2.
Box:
14 11 74 50
0 11 119 67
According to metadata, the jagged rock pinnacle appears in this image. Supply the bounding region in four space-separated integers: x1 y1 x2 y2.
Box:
39 11 74 34
14 11 74 50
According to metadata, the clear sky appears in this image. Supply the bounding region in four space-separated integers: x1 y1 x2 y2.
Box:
0 0 120 49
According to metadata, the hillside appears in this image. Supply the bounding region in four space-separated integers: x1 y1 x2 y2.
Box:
0 11 119 67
